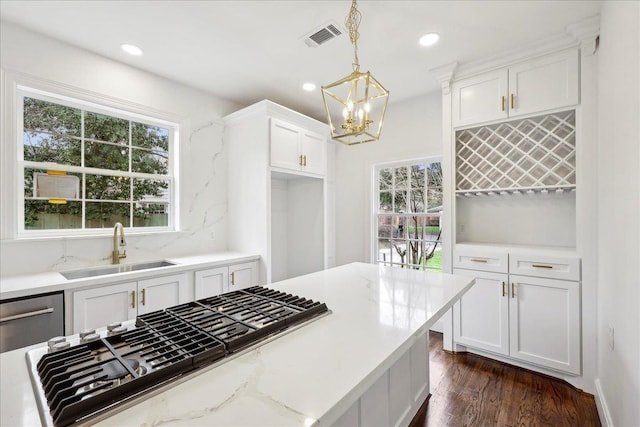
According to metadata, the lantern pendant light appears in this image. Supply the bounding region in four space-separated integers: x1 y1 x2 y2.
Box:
321 0 389 145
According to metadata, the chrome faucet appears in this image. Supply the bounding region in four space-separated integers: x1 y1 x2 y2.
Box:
112 222 127 264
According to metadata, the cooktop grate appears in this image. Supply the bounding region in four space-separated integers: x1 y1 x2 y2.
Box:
28 286 328 427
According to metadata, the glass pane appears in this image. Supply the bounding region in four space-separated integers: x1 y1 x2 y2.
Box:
85 141 129 171
86 175 130 201
85 111 129 145
424 241 442 271
394 166 408 189
379 191 392 213
407 216 425 239
25 168 81 200
24 200 82 230
23 131 81 166
409 189 425 213
391 240 407 265
410 164 425 188
427 187 443 211
377 239 392 264
378 215 393 238
427 162 443 187
134 203 169 227
379 168 392 190
132 148 169 175
394 190 407 213
133 178 169 203
23 97 81 137
425 216 441 241
132 122 169 151
85 201 130 228
392 216 407 239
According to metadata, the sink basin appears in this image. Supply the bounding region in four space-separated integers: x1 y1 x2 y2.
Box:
61 261 176 280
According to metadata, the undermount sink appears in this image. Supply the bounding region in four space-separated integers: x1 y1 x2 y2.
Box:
61 261 176 280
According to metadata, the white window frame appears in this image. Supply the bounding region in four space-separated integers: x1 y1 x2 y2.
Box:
2 72 181 239
371 156 443 270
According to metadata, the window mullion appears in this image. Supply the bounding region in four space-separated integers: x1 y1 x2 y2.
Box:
81 110 86 230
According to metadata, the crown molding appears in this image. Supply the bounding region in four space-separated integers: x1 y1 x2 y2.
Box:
428 62 458 95
440 15 601 82
566 15 600 56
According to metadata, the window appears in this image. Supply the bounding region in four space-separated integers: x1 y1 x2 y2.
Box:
18 90 178 235
374 159 443 271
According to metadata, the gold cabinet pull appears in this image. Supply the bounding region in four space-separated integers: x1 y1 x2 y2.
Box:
501 95 506 111
299 155 304 166
470 258 487 263
231 271 235 286
141 288 146 306
511 282 516 298
510 93 515 109
303 155 307 166
502 281 506 297
532 264 553 269
130 290 136 308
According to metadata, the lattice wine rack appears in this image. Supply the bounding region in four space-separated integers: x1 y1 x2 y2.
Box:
455 110 576 196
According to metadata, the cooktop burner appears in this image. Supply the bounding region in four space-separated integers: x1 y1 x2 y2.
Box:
26 286 328 427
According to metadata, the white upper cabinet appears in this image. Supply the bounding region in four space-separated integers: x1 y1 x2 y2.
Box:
270 118 326 176
452 49 579 128
452 69 509 127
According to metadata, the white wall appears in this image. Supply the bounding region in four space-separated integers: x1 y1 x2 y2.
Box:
0 22 242 276
335 93 442 265
596 2 640 426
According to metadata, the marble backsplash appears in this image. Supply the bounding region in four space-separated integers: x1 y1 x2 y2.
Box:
1 118 229 277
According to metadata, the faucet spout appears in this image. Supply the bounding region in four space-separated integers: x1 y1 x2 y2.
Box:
112 222 127 264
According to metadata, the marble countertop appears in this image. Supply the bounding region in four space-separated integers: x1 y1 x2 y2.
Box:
0 262 475 427
0 251 260 300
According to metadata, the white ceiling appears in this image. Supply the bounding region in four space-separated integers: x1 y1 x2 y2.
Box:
0 1 601 121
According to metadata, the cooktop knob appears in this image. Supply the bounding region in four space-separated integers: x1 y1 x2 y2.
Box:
49 341 70 353
79 329 96 339
107 322 122 331
47 336 66 348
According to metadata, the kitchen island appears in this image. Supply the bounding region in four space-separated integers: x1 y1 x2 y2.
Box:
1 262 474 426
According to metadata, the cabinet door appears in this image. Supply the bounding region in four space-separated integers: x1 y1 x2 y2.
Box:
270 118 301 171
137 273 189 315
194 267 229 299
452 69 508 128
508 275 580 374
453 269 509 356
299 130 326 176
72 282 137 333
229 261 258 290
508 49 579 118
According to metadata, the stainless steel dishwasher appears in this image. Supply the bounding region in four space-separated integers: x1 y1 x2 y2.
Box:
0 292 64 353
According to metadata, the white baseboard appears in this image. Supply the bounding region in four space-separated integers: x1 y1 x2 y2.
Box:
594 379 614 427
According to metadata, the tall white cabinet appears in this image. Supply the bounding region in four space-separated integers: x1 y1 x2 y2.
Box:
432 17 599 391
225 100 335 284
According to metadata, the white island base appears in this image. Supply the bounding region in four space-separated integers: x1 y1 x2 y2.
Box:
1 262 474 427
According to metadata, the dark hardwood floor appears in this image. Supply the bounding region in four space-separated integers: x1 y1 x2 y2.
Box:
410 331 601 427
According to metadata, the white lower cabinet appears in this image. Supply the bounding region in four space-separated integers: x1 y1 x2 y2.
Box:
453 249 581 375
453 270 509 356
508 274 580 373
72 273 189 333
333 333 429 427
194 261 259 299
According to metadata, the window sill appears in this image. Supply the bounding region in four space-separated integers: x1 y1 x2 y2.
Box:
3 229 184 243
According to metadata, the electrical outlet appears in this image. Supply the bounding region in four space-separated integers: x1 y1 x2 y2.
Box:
458 223 465 233
608 326 615 350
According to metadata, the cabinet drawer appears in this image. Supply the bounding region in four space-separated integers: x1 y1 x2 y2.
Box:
453 249 508 273
509 253 580 281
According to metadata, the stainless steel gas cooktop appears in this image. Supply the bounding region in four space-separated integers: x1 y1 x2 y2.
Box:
26 286 328 427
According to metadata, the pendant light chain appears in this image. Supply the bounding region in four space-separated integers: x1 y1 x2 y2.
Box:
346 0 362 71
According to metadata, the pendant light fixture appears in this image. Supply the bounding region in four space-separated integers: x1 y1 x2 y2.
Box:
321 0 389 145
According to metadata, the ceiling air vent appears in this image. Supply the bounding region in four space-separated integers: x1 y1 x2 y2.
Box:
303 21 343 47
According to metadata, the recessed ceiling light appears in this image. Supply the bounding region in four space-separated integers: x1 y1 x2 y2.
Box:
302 83 316 92
120 43 143 56
419 33 440 47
